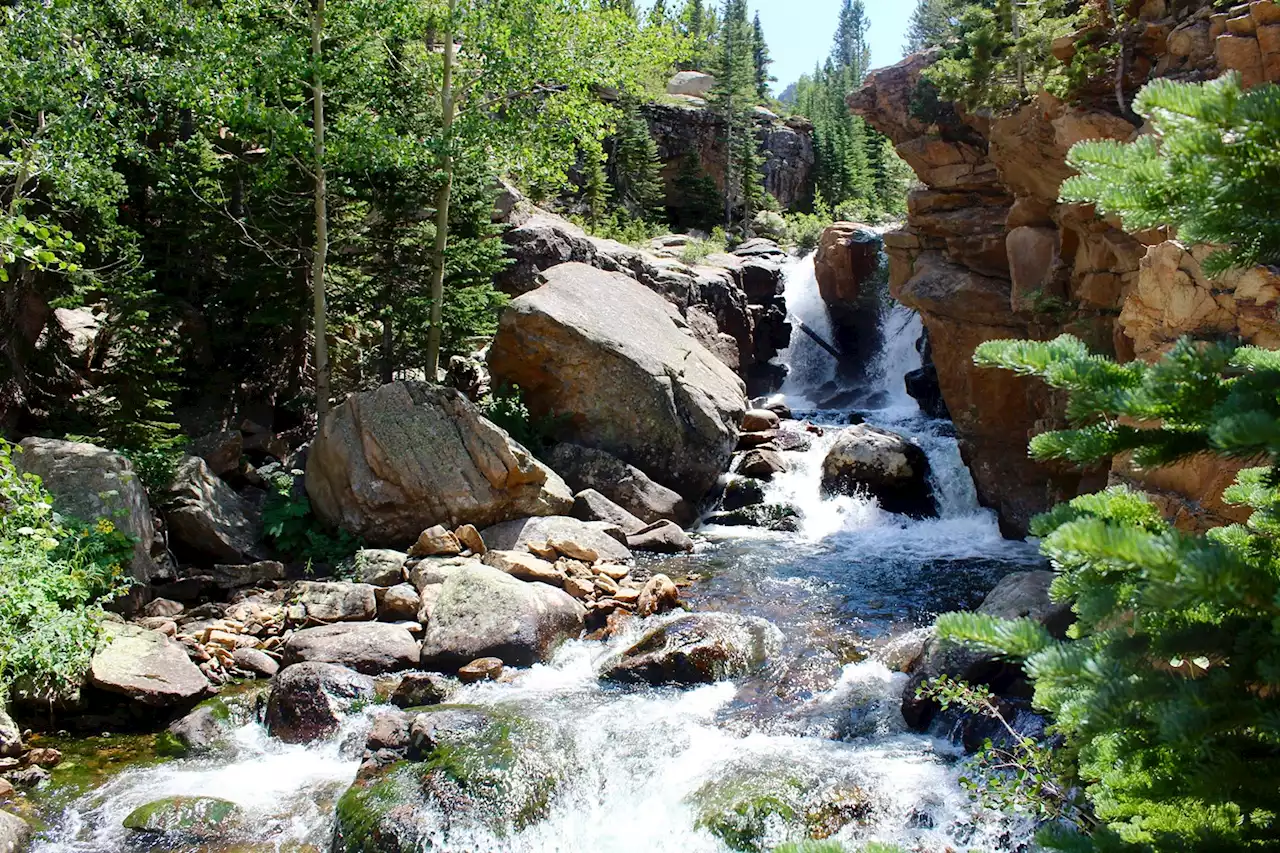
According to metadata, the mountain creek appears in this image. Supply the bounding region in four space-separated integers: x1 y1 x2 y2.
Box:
7 255 1050 852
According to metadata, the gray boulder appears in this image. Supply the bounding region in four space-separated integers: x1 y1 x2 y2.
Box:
231 647 279 678
548 443 694 525
489 263 746 503
165 455 264 564
15 437 155 585
264 661 375 743
205 560 285 589
282 622 419 674
166 702 234 756
345 549 409 586
289 581 377 624
571 489 647 535
481 515 632 563
820 424 937 518
0 811 31 853
389 672 458 708
667 70 716 97
626 520 695 554
375 583 422 622
420 563 586 669
88 623 209 706
305 382 572 546
601 613 781 685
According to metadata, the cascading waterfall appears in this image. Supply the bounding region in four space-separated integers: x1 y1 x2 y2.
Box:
28 250 1044 853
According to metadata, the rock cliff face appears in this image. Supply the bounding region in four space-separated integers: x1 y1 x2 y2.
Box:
643 103 815 212
849 2 1280 535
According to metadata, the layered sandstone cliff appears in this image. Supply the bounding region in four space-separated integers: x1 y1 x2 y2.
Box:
848 0 1280 535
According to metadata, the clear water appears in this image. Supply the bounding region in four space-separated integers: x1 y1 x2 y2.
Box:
29 253 1043 853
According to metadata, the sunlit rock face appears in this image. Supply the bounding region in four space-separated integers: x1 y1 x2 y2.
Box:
848 14 1280 535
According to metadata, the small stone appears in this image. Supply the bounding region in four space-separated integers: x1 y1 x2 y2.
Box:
375 584 422 622
556 558 594 579
408 524 462 558
26 747 61 768
741 408 781 431
564 577 594 599
454 524 486 555
390 672 457 708
638 574 680 617
231 647 279 678
594 575 620 597
0 779 13 798
136 617 178 635
204 630 239 652
366 709 411 751
613 587 641 605
482 550 565 586
737 448 787 481
596 563 630 581
457 657 504 683
526 540 559 561
547 537 598 562
144 598 184 618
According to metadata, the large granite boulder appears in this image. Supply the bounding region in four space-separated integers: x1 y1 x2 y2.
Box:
820 424 937 518
264 661 375 743
480 515 632 563
282 622 420 674
165 455 264 564
547 443 694 525
667 70 716 97
15 437 155 584
0 811 31 853
88 623 210 706
419 563 586 669
306 382 573 546
489 263 746 502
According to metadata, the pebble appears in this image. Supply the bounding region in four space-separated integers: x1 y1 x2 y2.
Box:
457 657 504 683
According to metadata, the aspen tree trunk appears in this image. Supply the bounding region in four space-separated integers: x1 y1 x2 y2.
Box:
425 0 456 381
311 0 331 419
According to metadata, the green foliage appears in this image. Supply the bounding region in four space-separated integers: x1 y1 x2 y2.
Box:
918 675 1089 827
782 211 832 252
922 0 1083 110
261 466 358 566
478 384 564 454
609 101 668 222
1061 74 1280 275
905 0 962 53
0 440 132 697
678 228 731 265
751 13 775 101
708 0 766 235
672 153 724 231
939 335 1280 851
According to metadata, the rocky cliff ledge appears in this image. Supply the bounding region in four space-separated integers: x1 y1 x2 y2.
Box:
848 0 1280 535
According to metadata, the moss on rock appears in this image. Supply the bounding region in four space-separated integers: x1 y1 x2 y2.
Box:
122 796 242 839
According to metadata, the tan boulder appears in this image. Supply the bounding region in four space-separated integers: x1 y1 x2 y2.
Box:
408 525 462 558
814 223 883 312
305 382 572 546
481 550 566 586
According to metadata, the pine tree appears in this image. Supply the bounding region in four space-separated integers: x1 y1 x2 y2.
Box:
904 0 959 53
831 0 872 84
1062 73 1280 275
938 335 1280 851
751 13 775 101
708 0 762 233
610 101 666 221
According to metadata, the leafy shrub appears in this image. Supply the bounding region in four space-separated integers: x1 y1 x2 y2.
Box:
478 384 563 454
261 467 359 566
1061 73 1280 275
0 440 133 697
936 336 1280 851
751 210 788 241
570 211 669 248
784 212 830 252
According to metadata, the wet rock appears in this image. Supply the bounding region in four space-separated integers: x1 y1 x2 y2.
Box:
376 584 422 622
389 672 458 708
283 622 419 674
637 574 681 617
342 549 409 587
408 524 462 558
481 516 632 563
122 797 241 840
978 569 1073 634
601 613 781 685
705 503 800 530
0 810 28 853
720 477 766 511
772 429 814 452
165 455 264 564
876 627 934 673
289 581 377 624
626 520 695 554
265 662 375 743
457 657 504 683
367 708 412 752
481 550 565 586
741 409 780 431
905 364 948 419
15 437 156 587
547 443 694 526
820 424 937 517
489 263 746 504
166 699 235 756
571 489 647 535
305 382 572 546
737 448 787 481
89 623 210 706
6 767 47 788
232 647 279 678
420 563 586 669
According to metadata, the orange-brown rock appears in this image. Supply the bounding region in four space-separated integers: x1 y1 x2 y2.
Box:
814 222 882 310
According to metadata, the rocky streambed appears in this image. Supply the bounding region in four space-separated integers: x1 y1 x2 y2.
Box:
6 256 1052 853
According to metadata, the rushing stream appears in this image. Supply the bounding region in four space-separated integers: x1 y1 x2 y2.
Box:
29 252 1044 852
